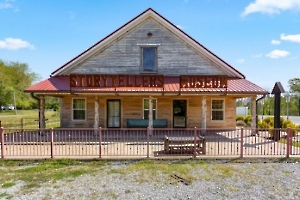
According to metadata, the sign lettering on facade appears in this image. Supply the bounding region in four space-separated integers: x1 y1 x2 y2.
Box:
180 75 227 88
70 74 227 88
70 74 164 88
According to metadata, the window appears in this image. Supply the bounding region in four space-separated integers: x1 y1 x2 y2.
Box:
73 98 86 120
143 98 157 120
141 47 157 72
211 99 224 121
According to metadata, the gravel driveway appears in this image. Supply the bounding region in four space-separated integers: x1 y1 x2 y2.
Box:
1 159 300 200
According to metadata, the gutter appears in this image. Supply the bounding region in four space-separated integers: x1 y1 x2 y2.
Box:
256 94 267 129
31 93 41 128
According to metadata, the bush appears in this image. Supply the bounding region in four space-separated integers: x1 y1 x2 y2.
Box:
236 116 245 122
236 120 246 127
236 115 252 127
244 115 252 126
262 117 274 127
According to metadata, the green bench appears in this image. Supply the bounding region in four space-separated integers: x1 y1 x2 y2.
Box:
126 119 168 128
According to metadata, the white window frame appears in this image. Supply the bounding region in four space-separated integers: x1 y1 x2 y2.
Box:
139 45 159 73
211 99 225 121
143 98 157 120
72 98 86 121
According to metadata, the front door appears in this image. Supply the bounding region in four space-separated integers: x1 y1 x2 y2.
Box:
173 100 187 128
107 100 120 128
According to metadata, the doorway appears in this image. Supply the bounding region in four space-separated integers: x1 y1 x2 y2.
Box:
107 100 120 128
173 100 187 128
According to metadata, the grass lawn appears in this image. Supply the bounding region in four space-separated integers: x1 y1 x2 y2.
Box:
0 110 60 129
279 138 300 148
0 158 300 199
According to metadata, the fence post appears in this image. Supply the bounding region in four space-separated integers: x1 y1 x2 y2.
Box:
99 127 102 158
286 128 292 158
21 118 23 130
240 128 244 158
193 127 197 158
1 127 4 159
146 127 150 158
50 128 54 158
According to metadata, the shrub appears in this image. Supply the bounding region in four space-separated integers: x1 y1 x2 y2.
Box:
236 120 246 127
236 115 252 127
236 116 244 122
244 115 252 126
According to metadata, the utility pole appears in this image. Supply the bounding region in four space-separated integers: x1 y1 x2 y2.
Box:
14 92 17 115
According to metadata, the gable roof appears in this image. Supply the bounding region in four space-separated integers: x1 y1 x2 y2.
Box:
51 8 245 78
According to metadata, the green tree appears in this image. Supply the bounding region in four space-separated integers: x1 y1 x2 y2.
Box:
288 78 300 116
289 78 300 93
0 60 40 109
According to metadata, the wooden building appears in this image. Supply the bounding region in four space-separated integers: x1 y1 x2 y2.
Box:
26 8 268 130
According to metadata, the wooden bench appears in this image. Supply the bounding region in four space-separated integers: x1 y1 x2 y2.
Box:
126 119 168 128
164 135 206 155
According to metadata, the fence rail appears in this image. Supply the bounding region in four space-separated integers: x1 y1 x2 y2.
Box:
0 118 60 129
0 127 299 159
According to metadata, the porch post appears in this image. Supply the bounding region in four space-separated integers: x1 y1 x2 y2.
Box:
39 95 45 129
148 96 153 135
94 96 99 134
251 97 257 130
201 97 207 131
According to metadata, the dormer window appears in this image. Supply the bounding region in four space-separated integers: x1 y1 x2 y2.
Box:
140 45 158 73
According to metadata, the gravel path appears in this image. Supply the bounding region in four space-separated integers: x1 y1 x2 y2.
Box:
2 160 300 200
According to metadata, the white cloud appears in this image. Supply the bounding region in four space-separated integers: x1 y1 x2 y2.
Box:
266 49 290 59
271 39 281 45
0 0 16 10
251 54 262 58
236 59 245 63
241 0 300 16
0 2 12 9
280 34 300 43
0 38 35 50
176 25 185 29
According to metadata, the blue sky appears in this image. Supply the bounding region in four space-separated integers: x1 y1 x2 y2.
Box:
1 0 300 92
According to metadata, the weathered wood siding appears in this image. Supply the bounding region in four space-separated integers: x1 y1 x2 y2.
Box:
71 18 226 76
60 95 236 129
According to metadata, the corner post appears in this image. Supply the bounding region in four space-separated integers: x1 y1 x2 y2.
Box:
147 127 150 158
50 128 54 158
99 127 102 158
240 127 244 158
286 128 292 158
1 127 4 159
193 127 197 158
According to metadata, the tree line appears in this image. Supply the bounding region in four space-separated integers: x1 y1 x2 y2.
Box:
237 78 300 117
0 60 59 110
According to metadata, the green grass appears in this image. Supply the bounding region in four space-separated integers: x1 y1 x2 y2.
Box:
0 159 104 193
0 192 13 199
0 159 210 193
2 182 15 188
1 158 299 197
0 110 60 129
279 138 300 147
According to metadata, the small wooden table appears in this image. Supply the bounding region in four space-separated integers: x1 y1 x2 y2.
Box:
164 136 206 155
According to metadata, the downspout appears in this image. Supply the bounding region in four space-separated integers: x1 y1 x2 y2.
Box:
31 93 41 128
256 94 266 129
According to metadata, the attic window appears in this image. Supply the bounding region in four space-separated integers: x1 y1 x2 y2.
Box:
140 47 157 72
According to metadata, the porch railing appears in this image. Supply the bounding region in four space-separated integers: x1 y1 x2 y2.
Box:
0 127 299 159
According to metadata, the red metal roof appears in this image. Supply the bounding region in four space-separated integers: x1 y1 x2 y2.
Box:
25 76 268 95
